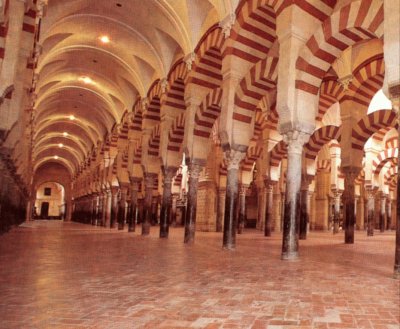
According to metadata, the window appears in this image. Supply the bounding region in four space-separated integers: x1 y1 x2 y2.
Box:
44 187 51 196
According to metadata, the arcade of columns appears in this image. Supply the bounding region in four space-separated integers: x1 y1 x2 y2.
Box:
0 0 399 277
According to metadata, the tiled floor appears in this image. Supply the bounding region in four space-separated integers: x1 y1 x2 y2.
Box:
0 221 399 329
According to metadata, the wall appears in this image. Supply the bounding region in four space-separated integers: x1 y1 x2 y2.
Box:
35 182 64 218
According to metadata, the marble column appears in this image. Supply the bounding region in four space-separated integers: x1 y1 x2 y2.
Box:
387 199 392 230
237 184 247 234
216 188 226 232
171 194 178 227
128 178 140 232
342 167 360 244
104 189 112 228
380 194 386 232
110 187 119 229
281 132 309 260
299 175 311 240
264 179 275 237
160 167 176 238
332 191 342 234
96 193 103 226
184 162 203 244
91 194 98 226
118 186 128 230
101 191 108 226
366 187 375 236
223 150 245 250
142 173 156 236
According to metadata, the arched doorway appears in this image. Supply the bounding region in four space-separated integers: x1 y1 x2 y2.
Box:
34 182 65 220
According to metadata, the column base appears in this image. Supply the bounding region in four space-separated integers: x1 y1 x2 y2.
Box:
142 223 150 235
281 251 299 261
128 226 135 232
222 243 235 251
394 266 400 279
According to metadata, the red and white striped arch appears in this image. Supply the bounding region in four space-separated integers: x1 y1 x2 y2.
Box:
242 145 263 172
167 113 185 153
133 139 142 165
131 99 143 132
372 148 398 175
346 55 385 107
193 88 223 140
187 27 224 91
234 56 278 125
296 0 384 95
304 125 341 160
164 61 188 113
352 110 397 150
145 80 163 123
385 135 398 149
317 78 345 121
224 0 278 63
269 140 287 168
384 165 397 185
148 124 161 157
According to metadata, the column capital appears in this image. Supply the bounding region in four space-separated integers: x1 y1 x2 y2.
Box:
263 178 277 189
283 130 310 154
144 172 157 187
162 166 178 181
224 149 246 170
219 12 236 38
129 176 141 189
188 162 203 180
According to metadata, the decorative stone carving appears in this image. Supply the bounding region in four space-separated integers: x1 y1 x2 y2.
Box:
219 12 236 38
160 78 168 94
184 52 196 71
337 74 353 90
223 150 246 170
283 130 310 154
141 97 149 111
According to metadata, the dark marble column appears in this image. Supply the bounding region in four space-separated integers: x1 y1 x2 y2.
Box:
91 193 98 225
110 187 119 229
151 197 158 225
237 184 247 234
96 193 103 226
264 179 275 237
128 178 140 232
160 167 176 238
118 186 128 230
216 187 226 232
142 173 156 236
281 132 309 260
342 167 361 244
299 175 311 240
332 191 342 234
104 189 112 228
366 187 375 236
395 166 400 278
223 150 245 250
97 190 107 226
184 163 202 244
380 194 386 232
171 194 178 227
386 198 392 230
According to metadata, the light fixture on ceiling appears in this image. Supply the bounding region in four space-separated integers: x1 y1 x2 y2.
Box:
58 143 64 148
79 76 93 84
63 132 68 137
99 35 110 44
54 155 59 160
69 115 75 121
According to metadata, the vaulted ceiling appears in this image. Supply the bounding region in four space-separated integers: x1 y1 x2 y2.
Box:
33 0 237 176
